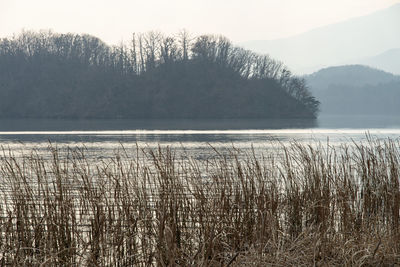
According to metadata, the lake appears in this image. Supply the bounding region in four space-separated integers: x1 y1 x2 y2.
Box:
0 115 400 159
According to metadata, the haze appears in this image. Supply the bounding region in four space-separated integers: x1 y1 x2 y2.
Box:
1 0 398 44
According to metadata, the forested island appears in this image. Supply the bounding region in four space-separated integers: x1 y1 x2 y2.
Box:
0 31 319 119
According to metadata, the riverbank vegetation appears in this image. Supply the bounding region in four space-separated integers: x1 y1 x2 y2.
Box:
0 139 400 265
0 30 319 119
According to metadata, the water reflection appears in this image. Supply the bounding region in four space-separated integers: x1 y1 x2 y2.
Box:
0 118 318 131
0 116 399 161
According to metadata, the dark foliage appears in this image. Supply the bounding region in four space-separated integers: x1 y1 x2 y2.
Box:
0 30 319 119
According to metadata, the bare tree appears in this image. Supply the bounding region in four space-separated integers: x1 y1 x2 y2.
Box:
161 35 179 64
138 33 145 73
130 33 138 74
143 31 162 70
177 29 192 62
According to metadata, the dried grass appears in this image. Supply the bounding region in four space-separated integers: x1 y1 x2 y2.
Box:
0 139 400 266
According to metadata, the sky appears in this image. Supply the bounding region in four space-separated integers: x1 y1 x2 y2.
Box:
0 0 399 45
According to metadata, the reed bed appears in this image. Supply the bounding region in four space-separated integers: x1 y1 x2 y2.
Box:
0 138 400 266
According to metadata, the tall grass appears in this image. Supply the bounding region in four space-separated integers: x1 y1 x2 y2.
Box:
0 139 400 266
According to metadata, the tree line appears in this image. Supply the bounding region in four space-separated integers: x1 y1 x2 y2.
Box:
0 30 319 119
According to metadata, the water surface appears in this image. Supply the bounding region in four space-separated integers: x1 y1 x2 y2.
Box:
0 116 399 159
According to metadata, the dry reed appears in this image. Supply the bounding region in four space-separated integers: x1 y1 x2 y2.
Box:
0 139 400 266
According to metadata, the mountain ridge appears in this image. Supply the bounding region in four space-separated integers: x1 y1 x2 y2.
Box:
305 65 400 91
241 4 400 74
359 48 400 75
305 64 400 115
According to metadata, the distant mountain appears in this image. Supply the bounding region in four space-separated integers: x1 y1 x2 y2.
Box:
306 65 399 92
305 65 400 115
360 48 400 75
242 4 400 74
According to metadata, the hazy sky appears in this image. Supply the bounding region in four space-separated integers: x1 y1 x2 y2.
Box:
0 0 399 44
